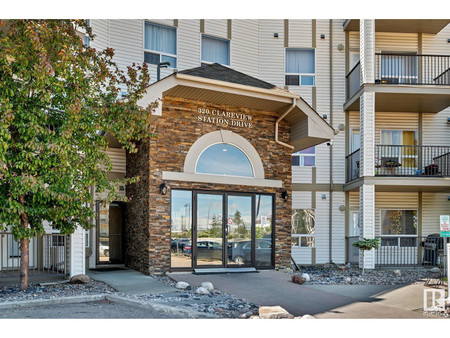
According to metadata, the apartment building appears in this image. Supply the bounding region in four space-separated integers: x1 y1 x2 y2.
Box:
77 19 450 274
4 19 447 279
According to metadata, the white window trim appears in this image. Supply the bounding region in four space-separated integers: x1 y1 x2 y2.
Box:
143 21 178 68
292 149 316 167
284 47 316 87
200 34 231 67
291 234 315 248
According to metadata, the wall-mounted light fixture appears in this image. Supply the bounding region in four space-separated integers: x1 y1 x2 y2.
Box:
338 124 345 131
322 114 328 120
337 44 344 51
320 34 325 39
274 33 279 38
281 190 288 201
339 205 345 212
160 182 168 195
447 117 450 124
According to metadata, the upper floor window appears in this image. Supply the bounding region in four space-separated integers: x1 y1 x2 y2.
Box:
292 146 315 167
144 22 177 68
196 143 253 177
201 35 230 66
285 48 315 86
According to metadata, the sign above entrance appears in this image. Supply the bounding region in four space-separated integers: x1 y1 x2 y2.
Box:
197 107 253 128
440 215 450 237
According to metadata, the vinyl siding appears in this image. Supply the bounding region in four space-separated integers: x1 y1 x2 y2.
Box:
106 148 126 174
231 20 259 77
291 191 314 264
69 227 85 276
375 112 419 144
177 19 201 70
204 19 228 40
258 20 285 86
332 191 346 263
422 193 450 236
375 32 418 53
315 191 330 263
292 166 313 183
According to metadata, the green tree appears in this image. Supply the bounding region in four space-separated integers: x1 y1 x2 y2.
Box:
352 238 381 275
0 20 155 289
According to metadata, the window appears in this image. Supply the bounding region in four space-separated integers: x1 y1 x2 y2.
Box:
170 190 192 268
196 143 254 177
350 129 360 153
292 210 315 247
380 130 418 168
201 35 230 66
292 147 315 167
285 48 315 86
381 210 417 235
144 22 177 68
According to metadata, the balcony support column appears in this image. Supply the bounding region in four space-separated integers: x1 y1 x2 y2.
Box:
359 184 375 269
360 19 375 84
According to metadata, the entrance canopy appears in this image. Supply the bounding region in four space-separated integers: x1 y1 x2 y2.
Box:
138 63 334 152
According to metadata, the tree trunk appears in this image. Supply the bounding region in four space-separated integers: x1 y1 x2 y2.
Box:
19 195 29 291
361 250 365 276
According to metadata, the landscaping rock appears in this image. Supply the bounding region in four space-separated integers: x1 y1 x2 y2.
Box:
175 281 190 290
69 274 90 284
258 306 294 319
195 287 210 295
301 273 310 282
393 269 402 277
345 277 352 283
292 275 306 285
346 263 351 269
301 314 316 319
201 281 214 291
430 267 440 273
339 265 347 271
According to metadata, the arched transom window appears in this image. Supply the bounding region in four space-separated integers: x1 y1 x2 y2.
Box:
195 143 254 178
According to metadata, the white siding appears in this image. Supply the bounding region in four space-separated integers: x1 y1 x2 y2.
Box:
106 148 126 174
178 20 201 70
69 227 85 276
258 20 285 86
292 191 312 209
423 110 450 145
231 20 259 77
422 193 450 236
332 191 346 263
204 19 228 40
292 166 313 183
315 192 330 263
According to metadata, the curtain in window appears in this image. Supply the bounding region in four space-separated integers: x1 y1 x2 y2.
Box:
286 49 315 73
381 55 417 83
144 23 176 55
202 36 230 65
381 130 402 145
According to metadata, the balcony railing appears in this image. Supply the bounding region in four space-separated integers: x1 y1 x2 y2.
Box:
346 235 445 267
346 149 360 182
375 145 450 177
375 53 450 86
346 61 361 100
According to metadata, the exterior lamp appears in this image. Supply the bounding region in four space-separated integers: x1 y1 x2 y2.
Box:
160 182 168 195
281 190 288 201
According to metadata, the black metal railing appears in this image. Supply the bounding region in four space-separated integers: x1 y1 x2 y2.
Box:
346 61 361 99
375 53 450 86
346 149 360 182
0 232 67 278
375 145 450 177
347 235 445 268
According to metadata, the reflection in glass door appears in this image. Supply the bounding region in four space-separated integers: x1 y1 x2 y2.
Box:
195 193 224 266
227 195 252 266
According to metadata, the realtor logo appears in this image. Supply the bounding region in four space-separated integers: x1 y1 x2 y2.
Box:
423 289 446 312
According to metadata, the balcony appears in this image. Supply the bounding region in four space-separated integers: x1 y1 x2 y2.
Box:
343 19 450 34
345 54 450 112
346 145 450 183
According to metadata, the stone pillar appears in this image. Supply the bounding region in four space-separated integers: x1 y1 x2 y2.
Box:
360 19 375 85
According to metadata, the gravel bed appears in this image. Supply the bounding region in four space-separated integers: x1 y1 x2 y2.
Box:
288 264 439 285
0 275 258 318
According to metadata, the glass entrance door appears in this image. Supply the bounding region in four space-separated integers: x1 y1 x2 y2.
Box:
227 195 253 266
195 193 224 267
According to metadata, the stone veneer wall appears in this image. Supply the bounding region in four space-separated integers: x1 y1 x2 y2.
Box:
125 139 151 273
128 96 293 274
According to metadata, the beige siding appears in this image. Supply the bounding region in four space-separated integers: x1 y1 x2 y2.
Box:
423 109 450 145
258 20 285 86
178 19 201 70
422 25 450 55
422 193 450 236
106 148 126 174
204 19 228 40
374 192 419 236
292 166 313 184
332 191 346 263
349 191 359 210
349 31 359 51
315 191 330 263
375 112 419 144
231 20 259 77
292 191 312 209
375 32 418 53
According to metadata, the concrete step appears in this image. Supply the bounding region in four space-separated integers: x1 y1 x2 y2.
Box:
194 267 257 274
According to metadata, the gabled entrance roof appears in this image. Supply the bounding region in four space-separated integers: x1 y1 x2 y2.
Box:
138 63 335 152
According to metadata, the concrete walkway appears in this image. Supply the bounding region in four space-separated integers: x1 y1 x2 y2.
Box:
168 270 442 319
88 268 176 294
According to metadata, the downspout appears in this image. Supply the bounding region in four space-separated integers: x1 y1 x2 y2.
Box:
275 98 296 150
328 19 333 264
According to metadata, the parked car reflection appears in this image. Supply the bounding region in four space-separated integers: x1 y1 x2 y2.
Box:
228 239 272 266
171 238 191 252
183 240 223 260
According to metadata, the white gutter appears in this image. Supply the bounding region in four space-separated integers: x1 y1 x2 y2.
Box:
275 98 296 150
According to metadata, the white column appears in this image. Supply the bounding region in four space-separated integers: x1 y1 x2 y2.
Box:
359 184 375 269
69 226 86 276
360 19 375 85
